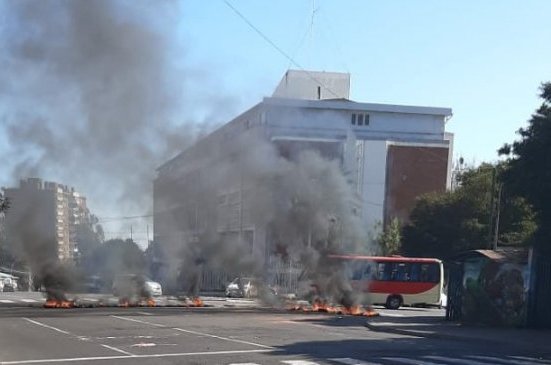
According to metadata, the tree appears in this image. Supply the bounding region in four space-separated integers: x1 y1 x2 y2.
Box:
0 194 13 268
377 218 402 255
87 239 146 284
76 223 103 273
0 195 9 213
499 82 551 254
402 164 537 259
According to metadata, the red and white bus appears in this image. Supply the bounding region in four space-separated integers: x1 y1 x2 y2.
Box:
331 255 444 309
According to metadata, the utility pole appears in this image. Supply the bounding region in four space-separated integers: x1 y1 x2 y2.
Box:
493 184 503 250
487 168 497 249
130 225 133 241
146 224 150 246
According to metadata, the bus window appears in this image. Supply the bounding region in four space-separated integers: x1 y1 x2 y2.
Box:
363 263 373 280
377 262 389 281
410 263 420 281
427 263 440 283
420 263 440 283
397 263 410 281
420 264 429 282
352 266 363 280
347 261 364 280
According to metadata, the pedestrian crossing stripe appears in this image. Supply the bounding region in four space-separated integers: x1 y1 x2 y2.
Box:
330 358 375 365
228 358 551 365
19 299 38 303
382 357 442 365
511 356 551 364
0 299 15 303
467 355 549 365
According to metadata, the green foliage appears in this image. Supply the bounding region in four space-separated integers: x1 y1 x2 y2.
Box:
499 82 551 254
377 218 402 255
0 195 9 213
402 164 537 259
87 239 146 284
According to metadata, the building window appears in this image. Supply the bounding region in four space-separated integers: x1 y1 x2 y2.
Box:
351 113 370 127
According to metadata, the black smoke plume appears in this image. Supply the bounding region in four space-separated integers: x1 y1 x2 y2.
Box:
0 0 234 298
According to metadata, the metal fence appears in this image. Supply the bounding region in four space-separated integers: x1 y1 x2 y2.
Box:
265 257 304 295
198 257 305 295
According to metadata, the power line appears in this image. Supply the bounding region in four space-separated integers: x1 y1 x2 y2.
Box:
97 214 153 223
223 0 340 99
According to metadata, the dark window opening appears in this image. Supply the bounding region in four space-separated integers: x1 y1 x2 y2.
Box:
351 114 356 125
358 114 364 126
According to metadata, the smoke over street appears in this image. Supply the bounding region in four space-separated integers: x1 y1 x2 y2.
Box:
0 0 369 305
155 134 368 305
0 0 217 298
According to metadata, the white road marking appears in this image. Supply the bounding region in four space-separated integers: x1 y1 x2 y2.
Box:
425 355 497 365
510 356 551 364
111 315 274 349
19 299 39 303
228 363 261 365
130 343 156 347
0 300 15 303
0 349 272 364
382 358 443 365
281 361 320 365
23 318 72 335
23 317 135 357
467 355 550 365
110 315 164 327
99 344 134 357
330 358 381 365
173 327 274 349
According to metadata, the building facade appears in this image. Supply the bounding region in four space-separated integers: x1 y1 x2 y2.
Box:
3 178 92 262
154 70 453 267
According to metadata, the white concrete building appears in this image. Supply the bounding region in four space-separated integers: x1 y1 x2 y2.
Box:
155 70 453 268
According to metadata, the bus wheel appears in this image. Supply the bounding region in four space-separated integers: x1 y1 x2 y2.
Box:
386 295 402 310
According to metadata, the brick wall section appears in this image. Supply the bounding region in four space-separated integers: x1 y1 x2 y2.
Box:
385 145 449 224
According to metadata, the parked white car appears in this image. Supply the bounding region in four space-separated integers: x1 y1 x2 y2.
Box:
225 277 278 298
112 274 162 297
0 273 18 292
226 277 256 298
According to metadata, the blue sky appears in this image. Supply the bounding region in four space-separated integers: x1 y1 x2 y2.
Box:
181 0 551 164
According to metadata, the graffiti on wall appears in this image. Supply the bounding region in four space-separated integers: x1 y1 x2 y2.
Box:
462 259 528 326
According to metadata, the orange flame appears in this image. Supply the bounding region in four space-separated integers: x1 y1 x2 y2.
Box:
288 299 379 317
189 297 204 307
44 299 74 308
145 298 156 307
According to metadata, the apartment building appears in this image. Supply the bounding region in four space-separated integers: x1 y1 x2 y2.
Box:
3 178 92 262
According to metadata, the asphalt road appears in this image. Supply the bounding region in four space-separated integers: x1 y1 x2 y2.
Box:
0 305 549 365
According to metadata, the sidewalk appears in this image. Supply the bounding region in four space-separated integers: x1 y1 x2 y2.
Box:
365 313 551 353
